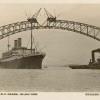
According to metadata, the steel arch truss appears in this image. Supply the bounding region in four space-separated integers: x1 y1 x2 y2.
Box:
46 20 100 41
0 21 40 39
0 19 100 42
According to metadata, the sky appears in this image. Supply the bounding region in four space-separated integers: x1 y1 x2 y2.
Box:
0 4 100 65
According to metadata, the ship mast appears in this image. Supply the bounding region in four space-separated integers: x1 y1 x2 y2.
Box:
27 8 41 53
27 18 35 53
7 33 10 51
31 22 33 53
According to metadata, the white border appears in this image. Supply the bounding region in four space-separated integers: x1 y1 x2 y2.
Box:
0 0 100 100
0 0 100 3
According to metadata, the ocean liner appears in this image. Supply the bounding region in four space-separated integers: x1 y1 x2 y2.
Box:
0 16 45 69
0 37 45 69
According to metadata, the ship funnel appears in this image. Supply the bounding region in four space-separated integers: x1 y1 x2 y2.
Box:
17 38 22 48
14 40 18 49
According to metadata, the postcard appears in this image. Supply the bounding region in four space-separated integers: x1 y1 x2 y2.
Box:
0 0 100 100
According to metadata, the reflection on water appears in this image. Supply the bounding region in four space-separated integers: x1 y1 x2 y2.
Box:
0 66 100 92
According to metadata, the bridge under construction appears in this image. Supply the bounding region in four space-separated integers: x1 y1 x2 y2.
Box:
0 8 100 41
0 8 100 68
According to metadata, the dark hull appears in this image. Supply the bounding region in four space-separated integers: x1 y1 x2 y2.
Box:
0 54 45 69
69 64 100 69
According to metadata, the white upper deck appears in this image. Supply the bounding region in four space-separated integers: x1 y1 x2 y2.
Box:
2 47 36 58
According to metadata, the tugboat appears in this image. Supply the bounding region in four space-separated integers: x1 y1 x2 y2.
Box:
69 48 100 69
0 16 45 69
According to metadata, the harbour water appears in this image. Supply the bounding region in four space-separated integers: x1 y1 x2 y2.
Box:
0 66 100 92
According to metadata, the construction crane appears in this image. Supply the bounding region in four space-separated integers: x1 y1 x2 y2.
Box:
44 8 56 22
27 8 41 23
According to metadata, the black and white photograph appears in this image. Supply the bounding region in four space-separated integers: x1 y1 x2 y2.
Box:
0 1 100 95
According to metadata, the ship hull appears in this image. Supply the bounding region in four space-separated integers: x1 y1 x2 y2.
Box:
69 65 100 69
0 54 45 69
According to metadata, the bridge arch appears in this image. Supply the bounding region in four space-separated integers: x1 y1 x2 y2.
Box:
0 19 100 42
